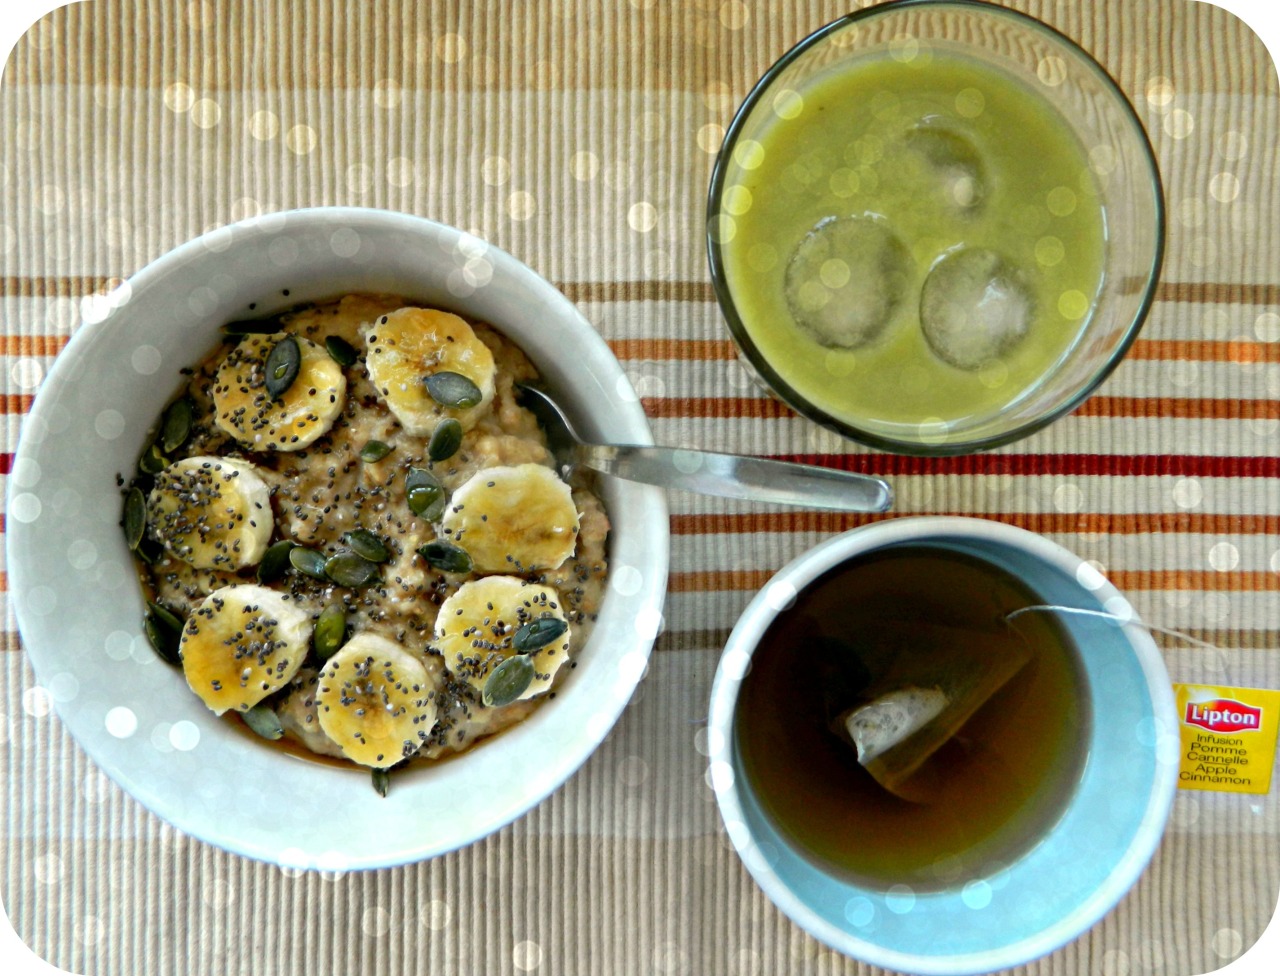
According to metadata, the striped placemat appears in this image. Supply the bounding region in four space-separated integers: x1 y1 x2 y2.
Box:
1 1 1277 974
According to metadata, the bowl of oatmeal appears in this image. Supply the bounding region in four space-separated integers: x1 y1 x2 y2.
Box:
7 208 669 869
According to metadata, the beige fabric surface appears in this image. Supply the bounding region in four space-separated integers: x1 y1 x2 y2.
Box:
1 1 1278 974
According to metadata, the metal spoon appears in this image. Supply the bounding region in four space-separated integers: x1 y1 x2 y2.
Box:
516 384 893 513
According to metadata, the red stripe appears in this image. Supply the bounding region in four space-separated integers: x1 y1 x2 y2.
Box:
771 454 1280 479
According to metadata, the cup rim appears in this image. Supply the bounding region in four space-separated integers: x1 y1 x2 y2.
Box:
706 516 1179 973
705 0 1167 456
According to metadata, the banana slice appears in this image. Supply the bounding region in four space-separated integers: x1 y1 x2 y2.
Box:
363 307 497 435
179 584 312 715
434 575 571 701
441 463 579 574
146 456 274 570
315 634 440 768
212 332 346 451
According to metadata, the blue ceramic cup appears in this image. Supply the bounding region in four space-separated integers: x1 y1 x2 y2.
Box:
707 517 1179 974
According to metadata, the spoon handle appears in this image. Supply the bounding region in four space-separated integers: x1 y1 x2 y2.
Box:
578 445 893 513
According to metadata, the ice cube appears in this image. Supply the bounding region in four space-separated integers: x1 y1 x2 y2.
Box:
919 248 1034 370
903 120 987 213
784 215 912 349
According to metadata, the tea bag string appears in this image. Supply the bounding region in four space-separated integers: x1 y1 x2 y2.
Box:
1004 605 1233 683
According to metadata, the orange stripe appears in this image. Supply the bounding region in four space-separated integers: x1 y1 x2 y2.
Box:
670 512 1280 536
0 276 113 298
2 391 1270 421
1074 397 1280 421
639 396 1280 422
1129 339 1280 365
669 569 1279 594
608 339 738 361
607 337 1280 365
0 335 69 356
0 333 1270 367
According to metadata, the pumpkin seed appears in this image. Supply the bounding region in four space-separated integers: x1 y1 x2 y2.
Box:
222 317 281 336
160 398 193 454
427 418 463 462
359 440 393 463
405 467 445 521
242 703 284 740
148 600 185 636
324 550 381 588
138 442 168 475
325 335 358 366
144 601 183 666
423 371 483 409
482 654 535 708
257 539 297 583
123 486 147 550
264 334 301 399
344 528 390 563
313 604 346 661
372 767 391 797
289 546 329 580
513 616 569 653
416 540 473 575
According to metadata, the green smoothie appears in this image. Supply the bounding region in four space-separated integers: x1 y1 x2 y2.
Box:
717 53 1106 437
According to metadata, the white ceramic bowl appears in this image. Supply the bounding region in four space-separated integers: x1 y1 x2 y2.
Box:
708 517 1179 974
7 208 670 870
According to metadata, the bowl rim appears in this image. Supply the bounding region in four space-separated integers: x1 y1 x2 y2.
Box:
707 515 1179 973
705 0 1167 456
7 206 671 869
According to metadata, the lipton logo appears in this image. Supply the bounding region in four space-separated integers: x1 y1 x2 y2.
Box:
1185 698 1262 734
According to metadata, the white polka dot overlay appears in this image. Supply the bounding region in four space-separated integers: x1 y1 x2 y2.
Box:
513 940 543 972
105 706 137 738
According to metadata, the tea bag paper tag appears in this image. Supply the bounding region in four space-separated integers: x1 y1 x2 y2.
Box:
1174 684 1280 795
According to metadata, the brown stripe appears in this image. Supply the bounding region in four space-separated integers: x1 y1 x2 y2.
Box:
671 512 1280 537
1155 282 1280 306
669 569 1279 594
560 281 716 304
643 397 793 420
639 396 1280 422
4 277 1278 310
1 395 34 414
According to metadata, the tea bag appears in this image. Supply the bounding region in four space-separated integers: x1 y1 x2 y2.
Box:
832 621 1032 803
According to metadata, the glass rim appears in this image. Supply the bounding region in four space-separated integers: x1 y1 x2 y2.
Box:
705 0 1167 457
